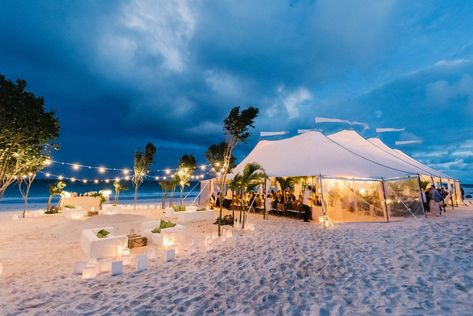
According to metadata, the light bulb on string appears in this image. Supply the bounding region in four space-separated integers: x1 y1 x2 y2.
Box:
83 179 88 184
165 169 171 175
123 169 129 175
98 167 106 174
71 178 76 182
105 179 110 183
43 159 52 166
72 164 80 171
155 176 159 180
200 165 206 170
45 173 51 177
114 177 120 182
58 176 64 180
94 179 99 184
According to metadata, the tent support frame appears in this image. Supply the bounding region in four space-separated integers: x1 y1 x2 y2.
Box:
381 179 390 222
318 175 327 217
416 174 427 218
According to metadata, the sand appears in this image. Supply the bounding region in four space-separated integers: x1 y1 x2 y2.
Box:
1 206 473 315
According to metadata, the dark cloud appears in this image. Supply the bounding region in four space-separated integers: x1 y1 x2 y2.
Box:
0 0 472 181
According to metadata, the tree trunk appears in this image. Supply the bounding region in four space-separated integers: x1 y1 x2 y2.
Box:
162 192 166 209
134 185 139 210
47 195 53 213
180 186 184 206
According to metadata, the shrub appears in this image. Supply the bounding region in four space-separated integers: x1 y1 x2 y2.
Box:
151 227 161 234
172 205 186 212
197 208 207 211
159 220 176 229
45 206 59 214
96 229 110 238
63 205 75 209
214 215 234 226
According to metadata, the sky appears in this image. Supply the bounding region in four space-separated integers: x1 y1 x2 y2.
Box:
0 0 472 182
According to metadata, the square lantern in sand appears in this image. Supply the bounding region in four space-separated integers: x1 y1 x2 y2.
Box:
99 259 113 273
147 246 158 260
82 263 98 280
111 261 123 276
136 255 147 272
73 261 86 275
122 247 131 266
163 248 176 262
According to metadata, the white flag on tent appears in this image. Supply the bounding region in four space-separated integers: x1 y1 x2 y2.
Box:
314 117 369 130
297 129 313 134
395 140 422 145
260 131 289 137
376 127 405 133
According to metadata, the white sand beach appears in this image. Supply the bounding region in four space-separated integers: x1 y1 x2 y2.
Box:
1 206 473 315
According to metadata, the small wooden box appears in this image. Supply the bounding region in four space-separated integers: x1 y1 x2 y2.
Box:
127 234 147 249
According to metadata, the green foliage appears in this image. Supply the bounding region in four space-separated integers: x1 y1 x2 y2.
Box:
0 74 60 196
224 106 259 144
113 181 128 203
132 143 156 209
96 229 110 238
173 205 186 212
151 227 161 234
275 177 295 192
176 153 197 205
49 181 66 195
63 204 75 209
214 215 234 226
205 141 236 174
197 208 207 211
241 163 266 191
159 220 176 229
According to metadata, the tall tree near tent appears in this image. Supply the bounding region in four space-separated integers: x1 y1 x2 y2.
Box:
0 74 59 198
205 141 237 194
132 143 156 210
216 106 259 236
176 154 197 205
228 173 243 223
275 177 295 210
159 180 174 209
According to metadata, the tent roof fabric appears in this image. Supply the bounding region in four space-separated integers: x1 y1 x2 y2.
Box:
230 131 415 179
328 130 426 176
367 138 449 178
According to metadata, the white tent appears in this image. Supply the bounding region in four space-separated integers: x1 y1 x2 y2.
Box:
327 130 422 176
367 138 448 179
231 131 414 180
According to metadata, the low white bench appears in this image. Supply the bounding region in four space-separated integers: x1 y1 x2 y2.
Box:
80 227 127 258
164 206 215 224
100 204 124 215
140 221 185 246
64 207 87 219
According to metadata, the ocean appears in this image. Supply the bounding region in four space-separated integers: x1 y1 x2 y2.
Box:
0 179 201 212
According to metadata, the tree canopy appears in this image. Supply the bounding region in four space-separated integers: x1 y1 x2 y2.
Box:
0 74 60 196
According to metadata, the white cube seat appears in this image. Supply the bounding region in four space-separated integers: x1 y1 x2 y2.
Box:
80 227 127 258
175 209 214 224
64 207 87 219
140 221 185 246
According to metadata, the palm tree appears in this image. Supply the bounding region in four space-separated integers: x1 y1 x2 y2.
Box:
132 143 156 210
113 181 128 204
47 180 66 211
159 180 174 209
177 154 197 205
240 163 265 228
275 177 295 210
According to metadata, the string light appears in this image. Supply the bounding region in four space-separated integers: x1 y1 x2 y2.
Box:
122 169 129 175
72 164 80 171
71 177 76 182
43 159 52 166
98 167 106 174
94 179 99 184
58 176 64 180
45 173 51 177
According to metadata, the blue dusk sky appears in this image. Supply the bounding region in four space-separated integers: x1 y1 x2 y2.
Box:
0 1 472 182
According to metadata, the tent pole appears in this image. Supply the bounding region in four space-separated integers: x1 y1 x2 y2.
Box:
263 178 267 220
454 180 459 207
416 174 427 218
381 179 390 222
318 175 326 216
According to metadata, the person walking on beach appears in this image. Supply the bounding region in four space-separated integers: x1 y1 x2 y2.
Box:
429 186 442 217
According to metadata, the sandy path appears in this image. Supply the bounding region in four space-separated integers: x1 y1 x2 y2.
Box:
1 209 473 315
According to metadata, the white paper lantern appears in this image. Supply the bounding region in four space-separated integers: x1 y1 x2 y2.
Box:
147 246 158 260
73 261 86 275
82 263 98 280
99 260 112 273
136 255 147 272
111 261 123 276
163 249 176 262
